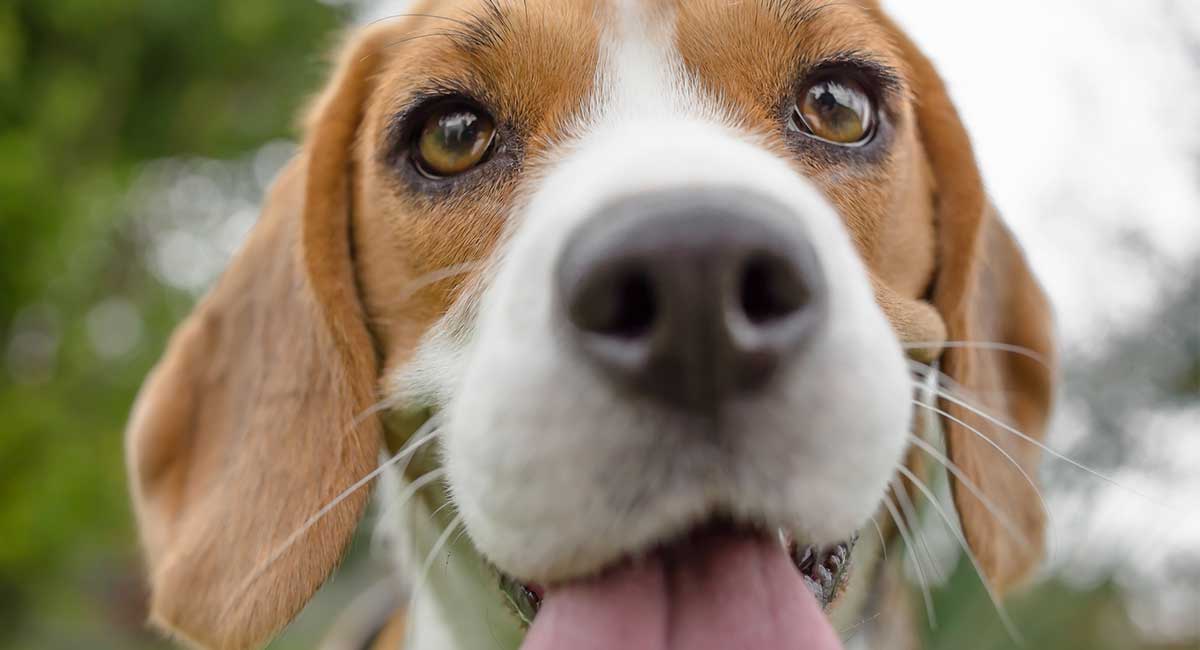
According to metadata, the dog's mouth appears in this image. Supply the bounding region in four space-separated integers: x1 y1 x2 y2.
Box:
500 524 854 650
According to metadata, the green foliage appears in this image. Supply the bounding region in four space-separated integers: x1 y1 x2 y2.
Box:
0 1 346 647
923 559 1180 650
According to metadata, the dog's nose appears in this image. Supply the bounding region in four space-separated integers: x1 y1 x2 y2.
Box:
556 189 827 411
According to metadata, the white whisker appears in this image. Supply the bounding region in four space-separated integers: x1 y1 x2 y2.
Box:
910 398 1051 524
367 12 476 31
839 612 881 640
387 467 449 523
427 499 455 521
350 397 399 429
397 261 486 305
448 520 471 549
910 365 1177 513
892 477 945 583
905 433 1033 552
402 512 465 650
420 513 465 583
882 495 937 629
901 340 1051 369
223 419 441 617
896 465 1025 646
868 515 888 563
370 418 446 559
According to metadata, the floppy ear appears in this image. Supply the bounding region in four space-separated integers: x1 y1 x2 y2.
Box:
939 209 1056 592
126 28 392 649
872 11 1058 592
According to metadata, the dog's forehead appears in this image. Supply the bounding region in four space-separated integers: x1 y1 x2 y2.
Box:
394 0 896 77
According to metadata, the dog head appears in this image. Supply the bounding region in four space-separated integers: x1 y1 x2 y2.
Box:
126 1 1056 648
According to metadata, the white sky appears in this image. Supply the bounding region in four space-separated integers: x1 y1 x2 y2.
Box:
885 0 1200 342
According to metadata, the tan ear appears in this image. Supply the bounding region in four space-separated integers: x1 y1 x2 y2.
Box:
126 28 392 650
871 10 1058 592
940 209 1056 593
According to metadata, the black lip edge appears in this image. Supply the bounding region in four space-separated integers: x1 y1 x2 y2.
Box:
496 525 858 626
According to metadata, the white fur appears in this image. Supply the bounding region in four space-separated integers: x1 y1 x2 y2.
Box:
389 0 911 614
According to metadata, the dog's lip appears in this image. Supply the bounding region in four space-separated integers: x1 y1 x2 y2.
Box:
500 524 857 625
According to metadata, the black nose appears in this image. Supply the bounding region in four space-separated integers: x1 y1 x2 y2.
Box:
556 189 827 411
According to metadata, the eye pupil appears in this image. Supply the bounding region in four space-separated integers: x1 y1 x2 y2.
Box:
794 76 875 145
816 89 838 110
414 102 496 178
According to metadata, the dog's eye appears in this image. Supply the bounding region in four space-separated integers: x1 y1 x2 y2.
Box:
791 76 875 145
413 102 496 178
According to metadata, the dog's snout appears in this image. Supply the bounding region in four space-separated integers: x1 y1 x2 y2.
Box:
556 189 827 411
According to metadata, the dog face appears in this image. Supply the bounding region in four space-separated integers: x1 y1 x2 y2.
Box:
126 1 1056 648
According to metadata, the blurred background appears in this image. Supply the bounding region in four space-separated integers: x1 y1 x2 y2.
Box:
0 0 1196 648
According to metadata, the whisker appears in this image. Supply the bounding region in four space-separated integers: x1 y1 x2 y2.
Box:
868 515 888 562
891 477 945 583
421 513 465 580
350 397 398 430
896 465 1025 646
910 366 1178 513
409 514 466 618
448 520 471 549
368 261 487 329
224 419 441 616
386 467 449 524
384 30 474 50
839 612 881 640
371 467 452 609
906 359 1004 398
901 340 1051 369
368 12 477 30
421 499 457 527
909 398 1055 563
882 495 937 629
396 261 486 305
370 424 451 557
910 398 1051 522
905 433 1033 552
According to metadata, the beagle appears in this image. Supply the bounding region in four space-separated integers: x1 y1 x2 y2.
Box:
125 1 1057 649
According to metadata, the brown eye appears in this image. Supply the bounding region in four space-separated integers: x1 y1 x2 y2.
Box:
792 77 875 145
414 103 496 178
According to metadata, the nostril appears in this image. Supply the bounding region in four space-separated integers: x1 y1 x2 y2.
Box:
602 271 657 339
739 253 809 326
571 268 658 340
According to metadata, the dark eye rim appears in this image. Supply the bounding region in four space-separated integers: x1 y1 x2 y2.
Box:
383 91 515 193
788 72 879 148
409 97 499 179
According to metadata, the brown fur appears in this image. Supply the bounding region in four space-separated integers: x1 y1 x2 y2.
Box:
350 3 604 373
868 5 1057 591
125 26 396 649
126 1 1056 647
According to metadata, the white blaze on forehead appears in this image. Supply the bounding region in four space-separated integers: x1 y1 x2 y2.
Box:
604 0 679 107
594 0 723 122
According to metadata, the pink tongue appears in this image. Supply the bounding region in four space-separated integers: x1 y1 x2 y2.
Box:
521 533 844 650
